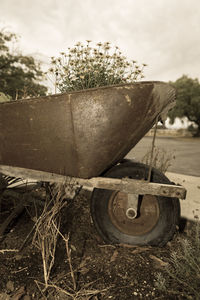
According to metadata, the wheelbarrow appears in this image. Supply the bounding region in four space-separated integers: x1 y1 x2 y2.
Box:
0 81 186 246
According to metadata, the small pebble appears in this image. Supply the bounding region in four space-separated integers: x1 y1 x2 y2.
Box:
6 281 14 292
0 293 10 300
15 254 23 261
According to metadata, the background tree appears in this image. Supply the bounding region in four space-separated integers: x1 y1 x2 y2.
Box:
0 30 47 100
168 75 200 136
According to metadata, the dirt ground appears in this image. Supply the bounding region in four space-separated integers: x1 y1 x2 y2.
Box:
0 136 199 299
0 185 197 300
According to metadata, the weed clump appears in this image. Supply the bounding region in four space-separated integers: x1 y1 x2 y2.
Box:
155 220 200 299
142 146 175 174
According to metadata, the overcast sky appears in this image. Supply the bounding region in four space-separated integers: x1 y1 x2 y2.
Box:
1 0 200 82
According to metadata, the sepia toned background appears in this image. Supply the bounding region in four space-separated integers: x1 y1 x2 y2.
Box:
1 0 200 82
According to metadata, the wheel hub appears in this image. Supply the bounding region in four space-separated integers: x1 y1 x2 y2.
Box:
108 192 160 236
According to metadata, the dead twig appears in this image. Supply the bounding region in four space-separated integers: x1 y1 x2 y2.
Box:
0 249 19 254
52 223 77 291
35 280 110 300
65 233 76 291
11 267 28 274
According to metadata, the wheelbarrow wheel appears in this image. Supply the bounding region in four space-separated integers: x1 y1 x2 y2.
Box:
90 161 180 246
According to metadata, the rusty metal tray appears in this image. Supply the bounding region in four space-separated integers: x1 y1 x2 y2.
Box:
0 81 175 178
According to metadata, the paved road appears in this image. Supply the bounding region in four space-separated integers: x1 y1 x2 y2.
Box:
126 136 200 177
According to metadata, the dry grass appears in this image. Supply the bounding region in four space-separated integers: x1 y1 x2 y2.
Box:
32 183 110 299
32 183 67 289
40 230 110 299
155 219 200 299
142 146 175 174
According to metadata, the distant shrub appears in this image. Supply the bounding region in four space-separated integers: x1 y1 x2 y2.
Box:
0 92 11 103
187 124 198 136
48 41 147 92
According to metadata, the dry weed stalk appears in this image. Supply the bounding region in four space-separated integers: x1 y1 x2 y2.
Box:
35 280 109 300
142 146 175 174
46 224 111 299
53 229 77 291
64 233 77 291
32 183 67 289
33 183 110 298
35 224 111 299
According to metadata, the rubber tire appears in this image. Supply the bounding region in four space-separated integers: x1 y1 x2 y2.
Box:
90 161 180 246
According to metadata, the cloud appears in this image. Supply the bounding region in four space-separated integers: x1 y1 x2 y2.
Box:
0 0 200 81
